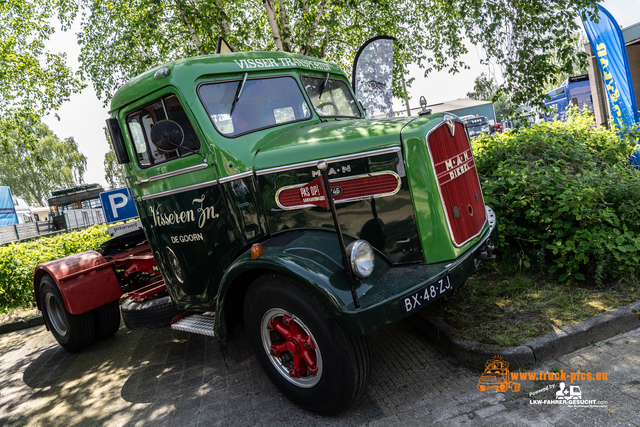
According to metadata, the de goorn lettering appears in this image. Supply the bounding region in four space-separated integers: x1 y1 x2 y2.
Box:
171 233 204 244
148 194 219 229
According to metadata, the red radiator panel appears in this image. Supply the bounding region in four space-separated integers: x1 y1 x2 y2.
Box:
427 121 486 246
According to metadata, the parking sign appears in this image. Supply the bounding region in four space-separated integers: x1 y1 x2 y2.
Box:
99 187 139 223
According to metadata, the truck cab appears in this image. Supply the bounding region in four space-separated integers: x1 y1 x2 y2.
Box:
34 51 496 415
543 74 593 121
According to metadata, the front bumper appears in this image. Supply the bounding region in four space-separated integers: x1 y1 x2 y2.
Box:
341 206 497 336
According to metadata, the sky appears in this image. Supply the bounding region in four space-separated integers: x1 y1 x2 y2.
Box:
41 0 640 193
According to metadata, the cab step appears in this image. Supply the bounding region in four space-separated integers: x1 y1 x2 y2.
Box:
171 312 216 337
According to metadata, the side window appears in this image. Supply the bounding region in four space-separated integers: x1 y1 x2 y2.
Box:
301 76 361 118
126 95 201 168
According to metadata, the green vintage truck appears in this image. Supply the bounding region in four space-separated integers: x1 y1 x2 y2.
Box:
33 51 496 415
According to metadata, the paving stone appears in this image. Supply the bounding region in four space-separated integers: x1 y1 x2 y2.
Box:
0 321 638 426
474 403 507 418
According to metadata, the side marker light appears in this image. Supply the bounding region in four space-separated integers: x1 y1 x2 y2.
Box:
251 244 264 259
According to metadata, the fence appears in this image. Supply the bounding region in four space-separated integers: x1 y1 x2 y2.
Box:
0 208 106 245
0 221 57 245
63 208 106 229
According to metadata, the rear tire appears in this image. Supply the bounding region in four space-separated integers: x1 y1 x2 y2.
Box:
121 295 183 329
244 273 370 415
93 300 121 339
39 275 95 352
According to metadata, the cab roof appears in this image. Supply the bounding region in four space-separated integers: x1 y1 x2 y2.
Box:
110 51 347 112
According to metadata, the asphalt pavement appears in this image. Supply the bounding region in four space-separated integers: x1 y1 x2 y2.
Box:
0 318 638 426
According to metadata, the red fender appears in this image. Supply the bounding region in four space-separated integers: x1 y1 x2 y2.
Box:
33 251 123 315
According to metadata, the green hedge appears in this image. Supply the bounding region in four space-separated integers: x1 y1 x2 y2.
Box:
0 224 112 306
473 111 640 284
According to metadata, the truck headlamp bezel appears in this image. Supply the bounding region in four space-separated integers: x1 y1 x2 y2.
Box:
346 240 375 279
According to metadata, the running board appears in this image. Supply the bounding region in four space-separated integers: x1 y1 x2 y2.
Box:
171 312 216 337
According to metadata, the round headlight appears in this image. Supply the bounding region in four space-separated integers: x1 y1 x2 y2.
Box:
346 240 375 279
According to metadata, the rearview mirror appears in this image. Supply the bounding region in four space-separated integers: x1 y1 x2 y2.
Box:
105 118 130 164
150 120 184 152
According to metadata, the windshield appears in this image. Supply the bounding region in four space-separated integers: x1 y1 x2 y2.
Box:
198 76 311 137
301 76 361 118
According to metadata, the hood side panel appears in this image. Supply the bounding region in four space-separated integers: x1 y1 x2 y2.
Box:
259 151 423 265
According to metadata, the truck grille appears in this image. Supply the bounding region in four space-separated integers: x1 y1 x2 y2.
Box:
427 120 486 246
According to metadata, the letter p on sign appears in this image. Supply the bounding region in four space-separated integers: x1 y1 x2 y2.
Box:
109 194 128 218
99 187 139 223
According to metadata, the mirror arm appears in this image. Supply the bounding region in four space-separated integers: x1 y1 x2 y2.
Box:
167 141 208 164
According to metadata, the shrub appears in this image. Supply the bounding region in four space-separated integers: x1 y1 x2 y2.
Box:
0 224 112 306
473 110 640 284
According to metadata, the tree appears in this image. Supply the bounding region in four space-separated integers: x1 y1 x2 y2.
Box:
466 73 510 122
0 1 84 118
0 0 84 156
103 129 128 189
544 32 590 92
71 0 599 109
104 150 128 189
0 119 87 206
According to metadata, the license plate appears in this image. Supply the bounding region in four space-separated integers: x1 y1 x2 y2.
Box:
400 274 452 315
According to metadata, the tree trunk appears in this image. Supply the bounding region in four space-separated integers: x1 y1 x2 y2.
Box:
262 0 284 51
401 71 411 116
214 0 231 35
278 0 291 52
179 8 206 55
300 0 327 56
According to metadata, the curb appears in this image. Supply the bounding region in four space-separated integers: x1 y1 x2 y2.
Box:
408 300 640 371
0 316 44 335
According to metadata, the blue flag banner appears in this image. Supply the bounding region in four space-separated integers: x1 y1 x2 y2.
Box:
0 187 18 225
581 6 640 165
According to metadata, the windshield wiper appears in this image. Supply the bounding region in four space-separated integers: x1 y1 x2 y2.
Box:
229 72 248 116
318 72 330 100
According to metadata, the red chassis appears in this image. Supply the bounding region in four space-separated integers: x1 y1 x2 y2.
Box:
32 242 165 315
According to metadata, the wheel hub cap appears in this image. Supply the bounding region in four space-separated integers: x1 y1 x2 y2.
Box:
45 293 68 336
261 309 322 388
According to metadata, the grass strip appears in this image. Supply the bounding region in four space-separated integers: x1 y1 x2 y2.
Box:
426 268 640 346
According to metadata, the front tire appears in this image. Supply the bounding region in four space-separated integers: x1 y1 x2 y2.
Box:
244 274 370 415
40 275 95 352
